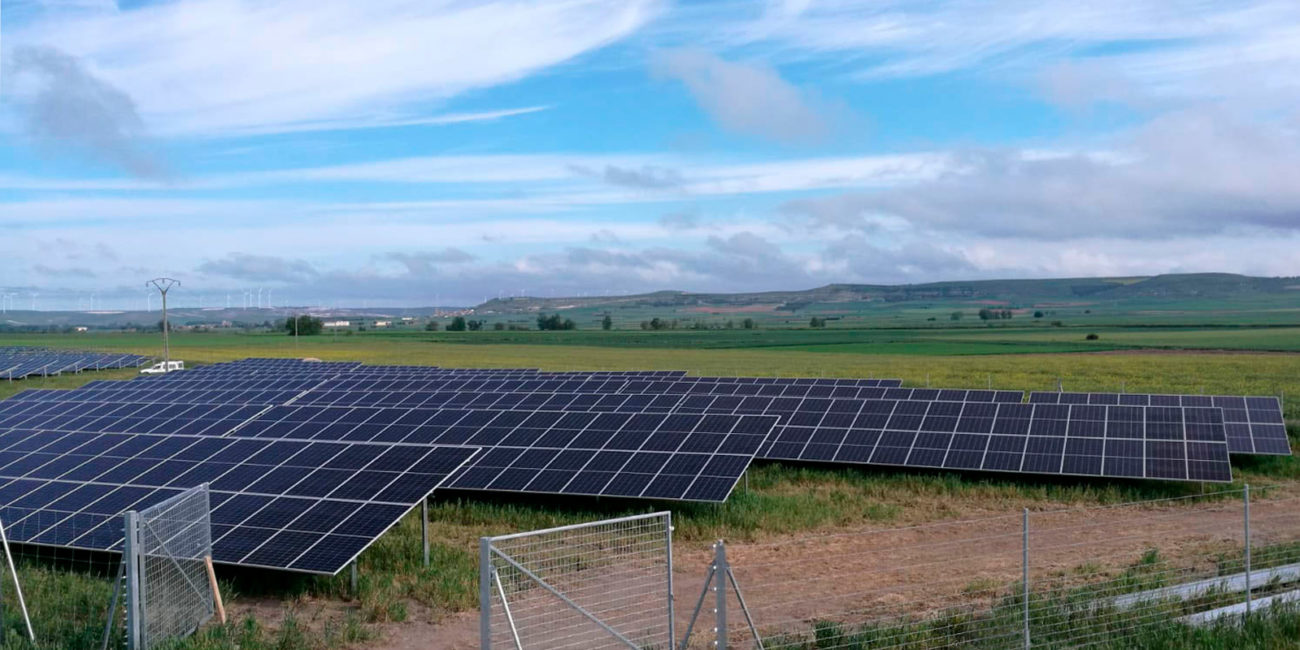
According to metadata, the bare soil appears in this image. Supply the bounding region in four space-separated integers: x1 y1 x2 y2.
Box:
388 494 1300 649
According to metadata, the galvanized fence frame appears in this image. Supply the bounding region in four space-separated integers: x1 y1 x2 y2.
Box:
480 511 674 650
122 484 214 650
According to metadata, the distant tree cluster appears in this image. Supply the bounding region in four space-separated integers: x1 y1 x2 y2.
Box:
978 309 1014 321
601 314 613 330
425 320 440 331
950 311 963 321
640 317 675 330
809 316 827 328
536 313 577 330
284 315 323 336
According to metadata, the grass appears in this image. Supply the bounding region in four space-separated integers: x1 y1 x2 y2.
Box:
1 330 1299 647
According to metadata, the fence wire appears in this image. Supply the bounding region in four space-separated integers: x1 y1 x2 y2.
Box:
680 486 1300 649
133 484 214 648
482 511 673 650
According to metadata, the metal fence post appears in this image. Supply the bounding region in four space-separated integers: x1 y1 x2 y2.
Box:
666 513 676 650
480 537 492 650
1244 484 1252 615
1022 508 1030 650
715 542 727 649
125 511 141 650
422 499 430 568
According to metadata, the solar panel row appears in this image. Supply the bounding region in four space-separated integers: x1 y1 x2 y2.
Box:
1029 392 1289 455
0 357 1271 578
0 427 476 573
1 348 148 380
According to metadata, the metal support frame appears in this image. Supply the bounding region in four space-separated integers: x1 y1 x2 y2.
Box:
0 518 34 642
350 561 358 594
1244 484 1252 615
125 511 142 650
1023 508 1030 649
480 538 492 650
146 278 180 373
492 568 523 650
679 541 763 650
666 513 676 650
715 542 727 649
101 563 126 650
680 565 715 649
422 500 430 568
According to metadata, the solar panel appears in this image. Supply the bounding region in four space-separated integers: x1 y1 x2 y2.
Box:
0 428 476 574
230 407 777 502
1029 392 1289 456
757 400 1232 483
0 347 149 380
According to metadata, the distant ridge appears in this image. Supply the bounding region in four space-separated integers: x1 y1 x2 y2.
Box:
475 273 1300 313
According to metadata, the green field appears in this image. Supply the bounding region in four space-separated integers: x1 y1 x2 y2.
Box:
1 326 1298 648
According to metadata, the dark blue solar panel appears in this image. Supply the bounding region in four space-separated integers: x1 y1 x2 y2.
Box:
1029 392 1288 456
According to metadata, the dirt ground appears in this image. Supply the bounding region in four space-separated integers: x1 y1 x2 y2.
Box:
357 493 1300 649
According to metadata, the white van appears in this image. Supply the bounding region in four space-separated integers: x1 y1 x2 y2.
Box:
139 360 185 374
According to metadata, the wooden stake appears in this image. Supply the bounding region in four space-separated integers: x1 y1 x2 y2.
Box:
204 556 227 624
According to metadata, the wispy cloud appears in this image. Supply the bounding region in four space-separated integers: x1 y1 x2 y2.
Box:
7 0 659 136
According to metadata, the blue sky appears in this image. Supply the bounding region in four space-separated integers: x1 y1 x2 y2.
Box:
2 0 1299 309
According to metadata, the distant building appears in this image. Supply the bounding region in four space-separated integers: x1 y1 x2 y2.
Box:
374 320 391 328
323 320 350 328
74 326 88 332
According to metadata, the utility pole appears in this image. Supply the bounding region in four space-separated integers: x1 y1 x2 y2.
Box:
146 278 180 372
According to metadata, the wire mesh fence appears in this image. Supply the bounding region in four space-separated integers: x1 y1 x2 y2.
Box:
480 511 674 650
128 483 214 649
672 485 1300 649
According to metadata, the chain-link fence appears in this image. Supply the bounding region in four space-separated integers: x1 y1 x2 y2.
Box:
675 486 1300 649
480 511 674 650
125 484 214 650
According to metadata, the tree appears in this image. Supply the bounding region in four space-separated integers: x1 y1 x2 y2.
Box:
601 314 613 330
493 321 506 330
809 316 826 328
1033 310 1044 319
425 320 440 331
950 311 963 321
978 308 993 321
448 316 467 331
742 318 756 329
467 319 484 331
283 315 323 336
538 310 579 327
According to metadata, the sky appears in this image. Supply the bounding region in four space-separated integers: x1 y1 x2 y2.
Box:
2 0 1299 310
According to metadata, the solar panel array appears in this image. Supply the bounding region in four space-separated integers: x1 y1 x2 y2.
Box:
1 347 149 380
0 428 476 573
1030 392 1290 455
0 357 1284 574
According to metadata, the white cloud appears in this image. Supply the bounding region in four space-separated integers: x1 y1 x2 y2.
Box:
6 0 659 136
651 49 836 144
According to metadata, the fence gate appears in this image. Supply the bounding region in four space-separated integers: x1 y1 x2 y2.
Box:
124 483 215 650
480 512 674 650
